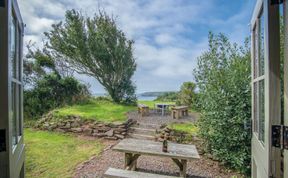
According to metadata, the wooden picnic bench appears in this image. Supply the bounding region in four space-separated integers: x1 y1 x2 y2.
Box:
137 104 149 117
171 106 189 119
110 138 200 178
104 168 179 178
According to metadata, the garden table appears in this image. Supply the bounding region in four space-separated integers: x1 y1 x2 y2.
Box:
155 103 173 116
112 138 200 178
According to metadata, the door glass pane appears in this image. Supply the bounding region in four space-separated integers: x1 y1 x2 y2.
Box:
253 82 259 133
18 85 22 137
11 83 17 146
10 16 17 79
18 25 22 80
258 10 265 77
259 80 265 142
253 27 258 79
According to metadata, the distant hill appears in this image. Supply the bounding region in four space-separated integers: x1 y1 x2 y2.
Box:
139 91 176 97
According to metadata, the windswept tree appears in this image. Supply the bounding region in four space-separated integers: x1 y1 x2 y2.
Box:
177 82 196 107
45 10 137 104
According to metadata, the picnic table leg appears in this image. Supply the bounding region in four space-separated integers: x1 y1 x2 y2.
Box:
180 160 187 178
172 158 187 178
125 153 140 171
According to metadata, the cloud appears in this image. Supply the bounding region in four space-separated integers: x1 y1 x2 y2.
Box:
18 0 254 93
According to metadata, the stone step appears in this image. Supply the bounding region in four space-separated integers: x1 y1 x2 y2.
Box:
135 123 160 129
128 133 155 140
129 127 156 136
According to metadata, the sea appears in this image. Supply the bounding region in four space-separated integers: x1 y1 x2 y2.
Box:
93 93 156 101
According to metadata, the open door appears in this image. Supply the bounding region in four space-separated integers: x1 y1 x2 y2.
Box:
284 1 288 177
251 0 281 177
0 0 25 177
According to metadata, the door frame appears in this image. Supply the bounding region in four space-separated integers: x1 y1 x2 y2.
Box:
251 0 281 177
0 0 25 177
283 0 288 177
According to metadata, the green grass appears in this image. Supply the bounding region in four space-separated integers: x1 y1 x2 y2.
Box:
138 100 175 108
54 99 135 123
168 123 199 134
25 129 103 178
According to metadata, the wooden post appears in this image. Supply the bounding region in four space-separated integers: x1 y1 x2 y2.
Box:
180 160 187 178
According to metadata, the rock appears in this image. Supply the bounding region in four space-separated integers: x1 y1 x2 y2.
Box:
115 134 125 139
71 128 83 133
71 121 80 128
121 132 127 135
92 133 106 137
43 122 50 128
96 127 110 132
114 128 127 133
64 123 71 129
55 128 66 133
163 127 171 132
104 136 118 140
97 123 105 127
105 129 114 137
83 127 93 135
92 129 99 133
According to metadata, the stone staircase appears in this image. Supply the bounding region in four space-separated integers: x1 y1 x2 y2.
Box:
128 123 159 140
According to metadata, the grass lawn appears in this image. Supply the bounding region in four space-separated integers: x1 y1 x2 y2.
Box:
168 123 199 134
25 129 103 178
54 99 176 123
54 99 135 123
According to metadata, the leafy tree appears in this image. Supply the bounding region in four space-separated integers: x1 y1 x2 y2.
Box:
176 82 196 107
155 92 178 102
24 74 90 119
194 32 251 173
45 10 137 104
24 46 90 119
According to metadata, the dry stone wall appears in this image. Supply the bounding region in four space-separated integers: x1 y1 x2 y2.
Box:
35 111 136 140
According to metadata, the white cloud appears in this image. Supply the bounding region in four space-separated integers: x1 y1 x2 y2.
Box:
18 0 253 93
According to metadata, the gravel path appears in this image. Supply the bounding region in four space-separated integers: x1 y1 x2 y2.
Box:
73 111 242 178
74 139 242 178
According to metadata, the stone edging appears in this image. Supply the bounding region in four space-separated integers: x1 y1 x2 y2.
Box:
35 111 136 140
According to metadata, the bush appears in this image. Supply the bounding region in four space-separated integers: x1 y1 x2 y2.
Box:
155 92 178 102
24 73 90 119
194 32 251 174
176 82 196 107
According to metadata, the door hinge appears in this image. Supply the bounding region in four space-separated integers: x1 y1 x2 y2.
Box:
272 125 288 150
271 0 284 5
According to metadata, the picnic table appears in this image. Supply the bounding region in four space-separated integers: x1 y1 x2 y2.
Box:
137 104 149 117
155 103 175 116
112 138 200 178
171 106 189 119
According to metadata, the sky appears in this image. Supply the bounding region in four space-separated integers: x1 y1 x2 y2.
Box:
18 0 255 94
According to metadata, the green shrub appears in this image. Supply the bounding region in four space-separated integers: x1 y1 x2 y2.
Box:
176 82 197 107
24 73 90 120
194 32 251 174
155 92 178 102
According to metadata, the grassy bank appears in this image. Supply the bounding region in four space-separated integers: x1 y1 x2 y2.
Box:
25 129 103 178
168 123 198 134
53 99 135 123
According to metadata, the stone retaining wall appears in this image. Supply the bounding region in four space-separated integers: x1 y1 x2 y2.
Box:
35 111 136 140
155 126 197 143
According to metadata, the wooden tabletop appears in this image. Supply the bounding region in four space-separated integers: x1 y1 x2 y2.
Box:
113 139 200 160
172 106 188 110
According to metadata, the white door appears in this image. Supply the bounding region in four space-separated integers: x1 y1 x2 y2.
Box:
251 0 281 177
0 0 25 177
284 1 288 177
